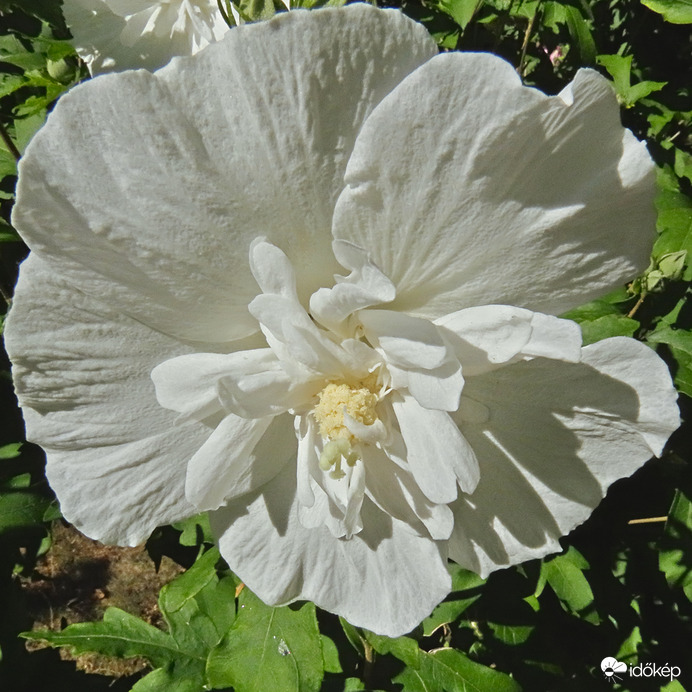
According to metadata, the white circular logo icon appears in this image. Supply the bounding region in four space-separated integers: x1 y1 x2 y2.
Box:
601 657 627 681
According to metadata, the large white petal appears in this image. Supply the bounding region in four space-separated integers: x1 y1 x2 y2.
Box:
14 5 437 343
5 256 206 544
448 338 679 575
334 52 655 317
210 462 451 637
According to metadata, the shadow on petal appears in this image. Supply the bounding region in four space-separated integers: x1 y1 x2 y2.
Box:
450 357 647 573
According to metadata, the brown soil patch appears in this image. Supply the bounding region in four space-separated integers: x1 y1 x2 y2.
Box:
20 521 183 677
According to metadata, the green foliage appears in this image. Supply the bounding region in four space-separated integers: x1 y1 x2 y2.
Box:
206 589 323 691
0 490 50 534
393 647 521 692
659 489 692 602
641 0 692 24
541 547 598 622
597 54 665 108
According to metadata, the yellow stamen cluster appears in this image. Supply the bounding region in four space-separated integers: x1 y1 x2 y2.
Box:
312 379 379 479
313 382 377 442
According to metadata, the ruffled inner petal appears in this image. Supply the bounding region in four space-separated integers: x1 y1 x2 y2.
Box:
437 305 582 376
310 240 396 335
151 348 278 421
359 309 450 369
364 446 454 540
392 394 480 501
186 413 295 511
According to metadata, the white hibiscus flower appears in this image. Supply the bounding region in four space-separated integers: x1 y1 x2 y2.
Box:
6 5 679 636
62 0 230 74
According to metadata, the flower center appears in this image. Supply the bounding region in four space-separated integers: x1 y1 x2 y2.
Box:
312 379 380 479
313 381 378 441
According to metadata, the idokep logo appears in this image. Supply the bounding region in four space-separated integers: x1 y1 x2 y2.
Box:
601 657 627 682
600 657 682 683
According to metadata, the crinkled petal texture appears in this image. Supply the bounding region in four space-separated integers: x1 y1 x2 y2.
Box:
334 52 656 317
14 5 437 343
5 5 681 640
5 256 207 544
63 0 230 74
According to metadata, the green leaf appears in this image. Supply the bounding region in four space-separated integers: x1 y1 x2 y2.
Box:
159 547 219 614
364 632 420 668
616 625 641 664
234 0 277 21
423 597 480 636
13 111 47 152
647 326 692 355
3 473 31 490
0 148 17 179
131 667 205 692
675 148 692 183
641 0 692 23
659 489 692 601
172 513 213 546
206 588 324 692
0 442 22 459
562 300 621 322
0 491 50 533
339 616 365 657
654 168 692 279
291 0 347 7
542 547 597 620
393 648 520 692
564 5 596 63
669 346 692 398
320 634 342 674
448 562 486 592
562 297 640 343
488 623 534 646
578 314 639 345
541 1 568 31
435 0 484 28
22 608 189 668
597 54 665 108
0 50 46 70
0 74 26 99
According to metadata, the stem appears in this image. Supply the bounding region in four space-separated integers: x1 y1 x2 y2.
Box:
628 516 668 525
627 292 646 318
517 3 540 77
0 119 20 162
362 639 375 689
0 282 10 306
